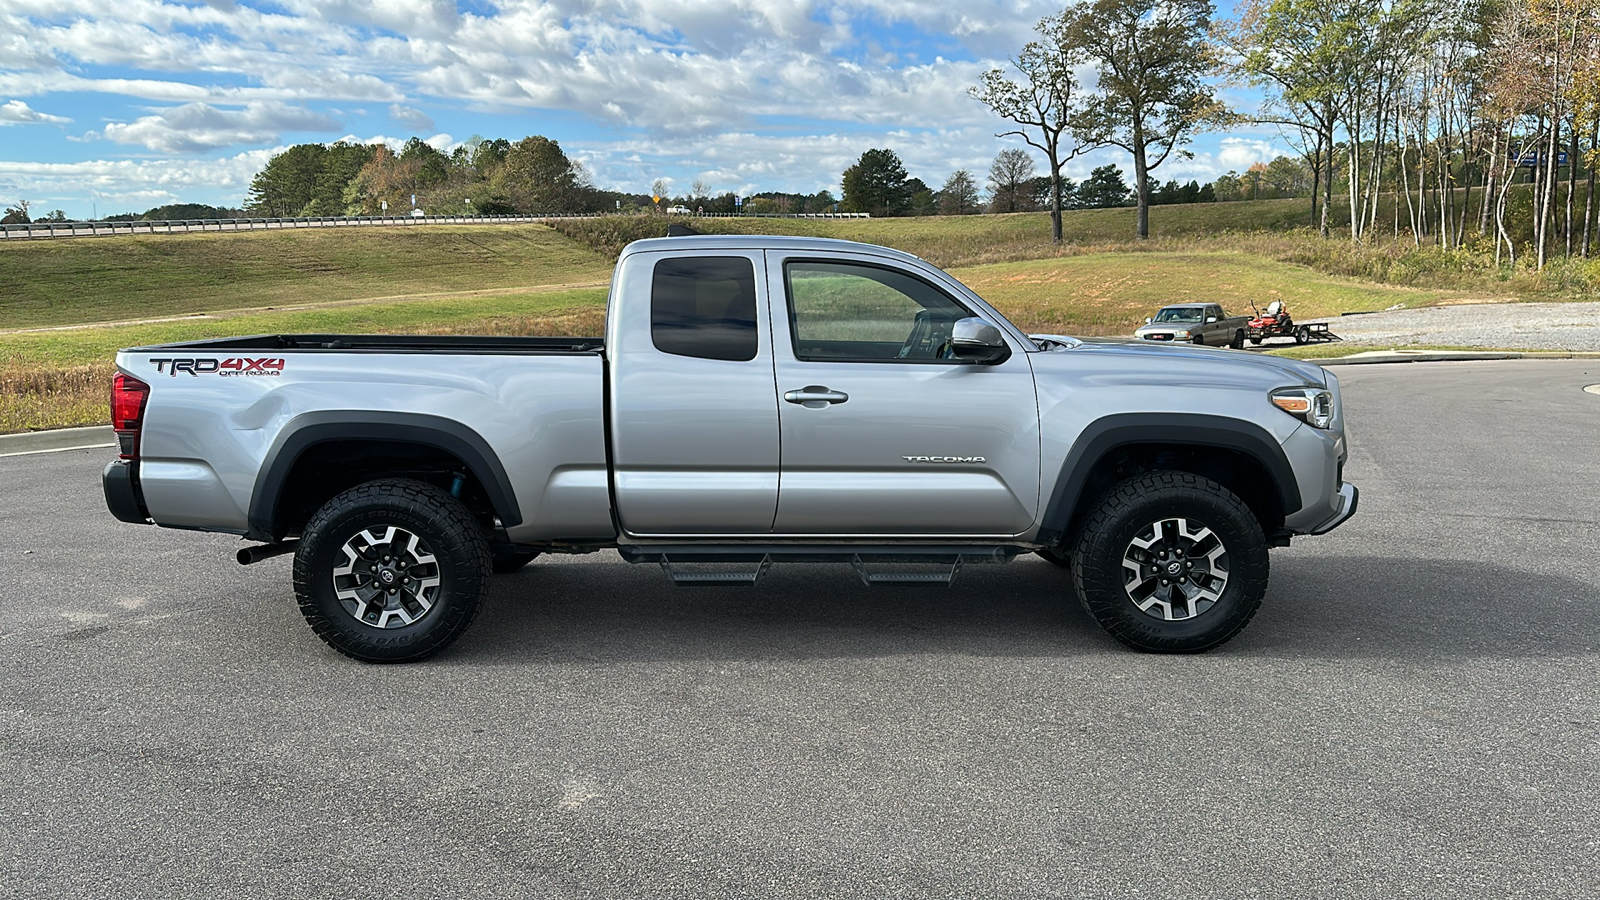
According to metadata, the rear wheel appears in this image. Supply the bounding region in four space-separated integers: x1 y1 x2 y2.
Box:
1230 330 1245 349
1070 472 1269 653
1294 325 1310 344
293 479 491 663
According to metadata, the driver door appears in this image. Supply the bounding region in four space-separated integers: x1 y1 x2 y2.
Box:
765 252 1041 536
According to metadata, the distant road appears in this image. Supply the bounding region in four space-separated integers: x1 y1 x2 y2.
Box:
0 211 870 241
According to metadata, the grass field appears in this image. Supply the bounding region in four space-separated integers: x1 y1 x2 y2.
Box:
0 226 613 330
0 202 1571 433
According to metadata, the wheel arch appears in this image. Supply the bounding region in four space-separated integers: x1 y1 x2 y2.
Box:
247 411 522 541
1037 413 1302 549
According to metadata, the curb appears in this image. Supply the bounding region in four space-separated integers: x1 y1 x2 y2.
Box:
0 425 115 458
1314 350 1600 367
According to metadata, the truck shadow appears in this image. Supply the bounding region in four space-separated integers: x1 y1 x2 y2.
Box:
458 553 1599 663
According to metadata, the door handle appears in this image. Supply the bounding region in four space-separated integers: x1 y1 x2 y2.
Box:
784 385 849 408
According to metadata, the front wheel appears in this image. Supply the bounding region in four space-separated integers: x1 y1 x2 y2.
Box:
1070 472 1269 653
293 478 492 663
1191 334 1204 346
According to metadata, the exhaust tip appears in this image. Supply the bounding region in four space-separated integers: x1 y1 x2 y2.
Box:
237 541 296 565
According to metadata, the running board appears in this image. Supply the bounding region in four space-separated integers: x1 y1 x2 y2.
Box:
624 544 1018 589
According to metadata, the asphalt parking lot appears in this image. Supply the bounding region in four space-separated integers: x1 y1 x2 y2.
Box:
3 359 1598 899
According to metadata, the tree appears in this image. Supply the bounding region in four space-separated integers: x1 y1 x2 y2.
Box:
938 170 981 214
987 148 1038 212
906 178 938 216
2 200 30 224
247 144 327 216
493 136 587 212
972 12 1094 241
1061 0 1227 239
1078 164 1132 207
1212 170 1244 201
841 148 912 216
1263 154 1313 196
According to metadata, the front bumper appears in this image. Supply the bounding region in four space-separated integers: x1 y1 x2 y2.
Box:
1135 330 1191 343
1306 482 1359 535
103 459 151 524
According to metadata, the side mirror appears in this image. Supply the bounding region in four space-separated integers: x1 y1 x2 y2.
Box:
950 317 1011 365
1144 317 1153 325
1206 316 1218 323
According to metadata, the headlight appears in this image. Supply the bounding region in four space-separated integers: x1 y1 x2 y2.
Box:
1175 330 1191 338
1271 386 1334 428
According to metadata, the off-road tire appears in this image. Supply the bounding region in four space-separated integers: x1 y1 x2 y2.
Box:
1249 337 1262 346
293 478 491 663
492 550 541 574
1070 471 1269 653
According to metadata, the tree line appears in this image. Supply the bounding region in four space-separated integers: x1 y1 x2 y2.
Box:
975 0 1600 268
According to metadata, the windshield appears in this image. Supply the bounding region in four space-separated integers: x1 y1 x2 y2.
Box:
1153 308 1203 323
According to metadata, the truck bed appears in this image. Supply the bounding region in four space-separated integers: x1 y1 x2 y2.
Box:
138 333 605 354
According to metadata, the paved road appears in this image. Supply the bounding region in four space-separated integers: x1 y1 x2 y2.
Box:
3 360 1598 899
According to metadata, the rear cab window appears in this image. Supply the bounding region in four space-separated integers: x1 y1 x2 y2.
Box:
650 257 759 362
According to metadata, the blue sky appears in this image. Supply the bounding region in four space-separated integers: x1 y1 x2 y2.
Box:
0 0 1285 218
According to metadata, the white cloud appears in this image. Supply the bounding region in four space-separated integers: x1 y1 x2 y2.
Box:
387 104 434 132
0 99 72 125
101 102 342 153
1216 136 1283 172
0 147 279 210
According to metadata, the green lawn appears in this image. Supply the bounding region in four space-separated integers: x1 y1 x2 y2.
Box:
951 251 1483 336
0 225 612 330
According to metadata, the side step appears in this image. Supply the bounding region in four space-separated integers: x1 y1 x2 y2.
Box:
850 555 962 586
625 544 1018 589
659 555 773 587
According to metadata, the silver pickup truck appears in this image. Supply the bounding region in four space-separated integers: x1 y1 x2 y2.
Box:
1135 303 1251 348
104 234 1357 662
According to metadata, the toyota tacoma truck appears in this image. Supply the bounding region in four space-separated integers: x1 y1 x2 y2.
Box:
1135 303 1250 349
103 234 1357 662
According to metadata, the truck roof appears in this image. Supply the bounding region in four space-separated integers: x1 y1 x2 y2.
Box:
1158 303 1212 309
622 233 925 265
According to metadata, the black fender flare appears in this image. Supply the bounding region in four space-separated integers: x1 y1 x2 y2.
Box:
247 411 522 540
1036 413 1302 547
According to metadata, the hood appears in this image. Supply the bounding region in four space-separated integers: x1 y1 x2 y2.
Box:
1038 336 1328 386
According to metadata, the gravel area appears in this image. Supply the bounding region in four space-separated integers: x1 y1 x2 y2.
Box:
1308 300 1600 350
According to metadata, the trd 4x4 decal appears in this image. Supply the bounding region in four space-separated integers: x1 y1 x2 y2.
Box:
151 358 285 377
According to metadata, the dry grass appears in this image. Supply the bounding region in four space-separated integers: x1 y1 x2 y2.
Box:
0 362 116 433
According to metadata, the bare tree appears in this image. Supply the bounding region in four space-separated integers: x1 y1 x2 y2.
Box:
938 170 981 214
987 149 1038 212
972 13 1094 241
1061 0 1228 240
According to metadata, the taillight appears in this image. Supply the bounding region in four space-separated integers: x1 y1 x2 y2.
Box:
112 372 150 460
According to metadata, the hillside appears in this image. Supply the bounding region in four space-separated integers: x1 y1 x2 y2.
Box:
0 226 614 330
